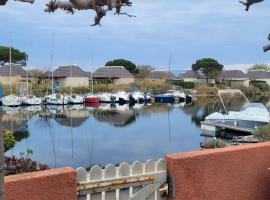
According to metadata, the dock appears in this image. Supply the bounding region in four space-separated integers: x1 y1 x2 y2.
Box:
201 121 254 134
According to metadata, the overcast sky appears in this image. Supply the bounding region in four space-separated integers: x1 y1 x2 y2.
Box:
0 0 270 72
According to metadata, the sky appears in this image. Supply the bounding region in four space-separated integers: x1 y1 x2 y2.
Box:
0 0 270 72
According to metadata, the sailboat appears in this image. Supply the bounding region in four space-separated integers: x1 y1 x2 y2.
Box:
45 33 68 105
84 73 99 104
22 69 42 105
2 47 22 107
67 65 84 104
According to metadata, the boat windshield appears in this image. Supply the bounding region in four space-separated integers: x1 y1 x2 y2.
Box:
240 103 266 111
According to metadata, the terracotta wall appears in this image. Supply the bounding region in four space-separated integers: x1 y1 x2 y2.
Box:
166 142 270 200
4 167 77 200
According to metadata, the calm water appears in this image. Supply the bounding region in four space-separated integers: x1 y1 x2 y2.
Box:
4 95 270 168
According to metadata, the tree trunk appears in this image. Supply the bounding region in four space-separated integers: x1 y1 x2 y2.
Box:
0 109 4 200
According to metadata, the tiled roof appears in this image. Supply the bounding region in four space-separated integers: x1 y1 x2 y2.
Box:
219 70 248 80
246 70 270 80
148 70 175 79
0 64 26 77
93 66 134 78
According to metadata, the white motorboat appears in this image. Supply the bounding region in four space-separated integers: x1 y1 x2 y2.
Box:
22 95 42 105
201 89 270 132
129 92 144 103
113 91 129 104
2 94 22 107
98 93 114 103
164 90 186 102
45 93 68 105
67 94 84 104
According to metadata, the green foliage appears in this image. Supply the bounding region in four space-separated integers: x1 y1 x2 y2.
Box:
135 65 154 79
172 80 196 89
231 85 261 95
202 138 226 149
3 129 16 152
192 58 223 82
105 59 138 74
250 81 270 92
0 46 28 63
248 64 270 71
253 125 270 141
13 130 30 142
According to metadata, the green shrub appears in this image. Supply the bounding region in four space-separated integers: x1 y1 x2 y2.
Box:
195 84 218 95
250 81 270 92
172 81 196 89
253 125 270 141
231 85 261 95
202 138 226 149
3 129 16 152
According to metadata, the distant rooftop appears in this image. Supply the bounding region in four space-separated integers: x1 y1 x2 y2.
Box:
178 70 205 79
46 65 91 78
93 66 134 78
0 64 26 77
246 70 270 80
148 70 175 79
219 70 248 80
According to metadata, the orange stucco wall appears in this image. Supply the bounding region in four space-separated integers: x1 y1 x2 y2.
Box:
4 167 77 200
166 142 270 200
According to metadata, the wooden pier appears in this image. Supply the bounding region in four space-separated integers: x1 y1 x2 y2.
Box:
201 121 254 134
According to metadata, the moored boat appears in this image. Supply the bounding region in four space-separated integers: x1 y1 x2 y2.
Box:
113 91 129 104
201 89 270 133
67 94 84 104
22 95 42 105
2 94 22 107
155 94 175 104
45 93 68 105
84 93 100 103
98 93 114 103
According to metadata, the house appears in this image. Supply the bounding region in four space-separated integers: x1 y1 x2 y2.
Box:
178 70 215 83
218 70 249 87
148 70 175 80
93 66 134 85
246 70 270 85
0 63 27 85
178 70 201 82
46 65 91 87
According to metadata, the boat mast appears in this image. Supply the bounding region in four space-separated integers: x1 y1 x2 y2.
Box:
50 33 55 94
91 72 93 93
9 47 12 95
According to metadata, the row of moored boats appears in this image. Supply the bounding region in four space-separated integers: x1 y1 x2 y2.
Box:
1 90 193 107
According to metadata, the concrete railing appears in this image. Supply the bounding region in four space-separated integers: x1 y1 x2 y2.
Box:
4 167 77 200
4 142 270 200
165 142 270 200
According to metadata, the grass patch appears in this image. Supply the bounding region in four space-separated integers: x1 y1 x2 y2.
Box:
253 125 270 141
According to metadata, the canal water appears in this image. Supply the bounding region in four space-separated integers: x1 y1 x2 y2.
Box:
4 95 270 168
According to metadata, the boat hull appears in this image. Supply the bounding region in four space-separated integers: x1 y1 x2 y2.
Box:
84 97 100 103
155 96 175 104
2 95 22 107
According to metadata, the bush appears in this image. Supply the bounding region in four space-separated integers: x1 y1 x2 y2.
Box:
202 138 226 149
250 81 270 92
195 84 218 95
253 125 270 141
5 156 49 176
172 81 196 89
231 85 261 96
3 129 16 152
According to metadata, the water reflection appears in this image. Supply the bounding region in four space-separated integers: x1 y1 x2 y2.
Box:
3 96 270 168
